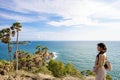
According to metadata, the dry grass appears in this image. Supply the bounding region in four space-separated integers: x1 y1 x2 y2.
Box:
85 76 95 80
0 70 96 80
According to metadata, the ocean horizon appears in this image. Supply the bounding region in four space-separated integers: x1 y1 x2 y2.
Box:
0 41 119 80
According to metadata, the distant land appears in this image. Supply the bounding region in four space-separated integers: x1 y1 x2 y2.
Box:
10 41 31 44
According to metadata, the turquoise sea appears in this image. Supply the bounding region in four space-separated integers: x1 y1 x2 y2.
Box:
0 41 119 80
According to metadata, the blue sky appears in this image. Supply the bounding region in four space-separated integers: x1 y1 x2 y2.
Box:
0 0 120 41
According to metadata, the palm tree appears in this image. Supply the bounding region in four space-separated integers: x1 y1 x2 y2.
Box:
42 46 49 62
36 45 41 53
0 29 6 39
0 28 12 62
6 28 12 62
0 31 3 39
42 46 48 53
11 22 22 74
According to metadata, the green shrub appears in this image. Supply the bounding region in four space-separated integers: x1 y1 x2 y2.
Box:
65 63 81 76
65 63 74 74
81 70 95 76
86 70 95 76
48 60 83 78
32 66 52 75
48 59 65 77
106 74 112 80
0 60 10 65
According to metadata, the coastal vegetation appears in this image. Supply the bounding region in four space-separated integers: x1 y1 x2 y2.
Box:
0 22 112 80
0 46 84 80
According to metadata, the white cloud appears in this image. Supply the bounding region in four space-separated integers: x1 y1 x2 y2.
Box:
1 0 119 27
0 12 47 23
0 0 120 41
0 0 119 23
47 0 120 27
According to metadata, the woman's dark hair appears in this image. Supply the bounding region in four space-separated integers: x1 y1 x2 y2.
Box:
97 43 107 58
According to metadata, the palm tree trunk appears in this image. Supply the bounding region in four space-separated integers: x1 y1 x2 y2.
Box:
8 42 11 62
16 30 19 74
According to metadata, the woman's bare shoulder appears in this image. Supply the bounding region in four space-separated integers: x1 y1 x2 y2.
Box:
100 54 107 60
99 54 105 59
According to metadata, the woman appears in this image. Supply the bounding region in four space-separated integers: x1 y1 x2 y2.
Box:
93 43 107 80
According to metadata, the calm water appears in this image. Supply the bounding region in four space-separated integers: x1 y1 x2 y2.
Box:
0 41 119 80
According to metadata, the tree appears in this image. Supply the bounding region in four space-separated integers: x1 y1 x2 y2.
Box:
0 29 6 39
0 28 12 62
10 22 22 74
42 46 48 53
42 46 49 62
36 45 41 54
